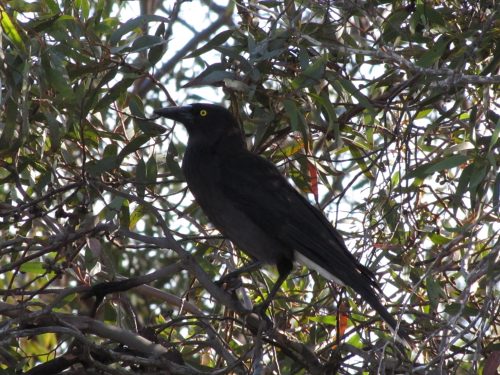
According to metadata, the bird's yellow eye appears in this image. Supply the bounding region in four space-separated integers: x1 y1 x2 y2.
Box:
200 109 207 117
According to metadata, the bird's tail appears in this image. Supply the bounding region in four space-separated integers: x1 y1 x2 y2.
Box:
356 283 412 348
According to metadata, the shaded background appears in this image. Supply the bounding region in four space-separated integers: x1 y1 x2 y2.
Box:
0 1 498 374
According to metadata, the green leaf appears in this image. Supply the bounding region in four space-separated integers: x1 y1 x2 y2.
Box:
0 98 18 153
148 22 166 65
416 37 449 68
45 0 60 12
104 196 125 221
186 29 234 58
426 277 442 312
389 171 400 187
283 99 308 147
25 13 61 32
117 135 150 164
347 142 375 180
110 15 169 45
489 117 500 152
458 112 470 120
259 1 282 7
415 108 433 119
129 204 147 229
42 52 75 102
166 142 183 179
20 261 46 275
183 64 234 87
405 154 469 179
136 158 146 198
129 94 164 135
119 199 130 228
45 112 63 152
468 164 488 191
429 233 452 245
382 9 409 42
129 35 166 53
86 155 118 176
94 77 136 113
34 171 52 195
453 163 474 211
276 138 303 158
0 4 27 54
291 54 327 89
75 0 89 20
444 303 479 317
283 99 299 132
308 315 337 326
103 143 118 158
128 94 144 118
337 77 375 117
493 172 500 215
308 92 340 146
94 69 118 93
146 155 158 187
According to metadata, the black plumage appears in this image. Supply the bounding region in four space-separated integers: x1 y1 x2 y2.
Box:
155 103 407 343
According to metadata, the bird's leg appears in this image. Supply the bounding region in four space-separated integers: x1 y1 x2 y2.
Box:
254 272 287 315
253 258 293 316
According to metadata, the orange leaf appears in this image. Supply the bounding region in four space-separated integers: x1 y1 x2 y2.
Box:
338 301 349 338
307 160 318 201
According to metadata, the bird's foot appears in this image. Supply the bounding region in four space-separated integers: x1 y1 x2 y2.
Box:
250 303 274 330
215 261 263 290
215 273 243 292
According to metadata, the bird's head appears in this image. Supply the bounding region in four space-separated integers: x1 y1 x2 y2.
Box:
154 103 245 150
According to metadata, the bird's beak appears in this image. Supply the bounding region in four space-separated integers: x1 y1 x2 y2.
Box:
154 106 194 124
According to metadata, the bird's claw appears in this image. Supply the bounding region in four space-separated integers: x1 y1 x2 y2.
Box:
251 303 274 330
215 274 243 292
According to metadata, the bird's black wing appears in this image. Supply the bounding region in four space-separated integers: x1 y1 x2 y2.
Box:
218 150 376 290
218 150 407 338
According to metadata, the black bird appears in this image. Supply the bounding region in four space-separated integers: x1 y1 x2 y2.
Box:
155 103 408 343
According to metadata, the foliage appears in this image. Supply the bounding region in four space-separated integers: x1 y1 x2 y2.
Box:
0 0 498 374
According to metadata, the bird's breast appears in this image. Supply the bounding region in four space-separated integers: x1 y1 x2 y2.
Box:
181 147 292 264
182 146 234 231
182 147 221 205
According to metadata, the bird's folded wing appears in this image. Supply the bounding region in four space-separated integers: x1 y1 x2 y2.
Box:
219 152 377 288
